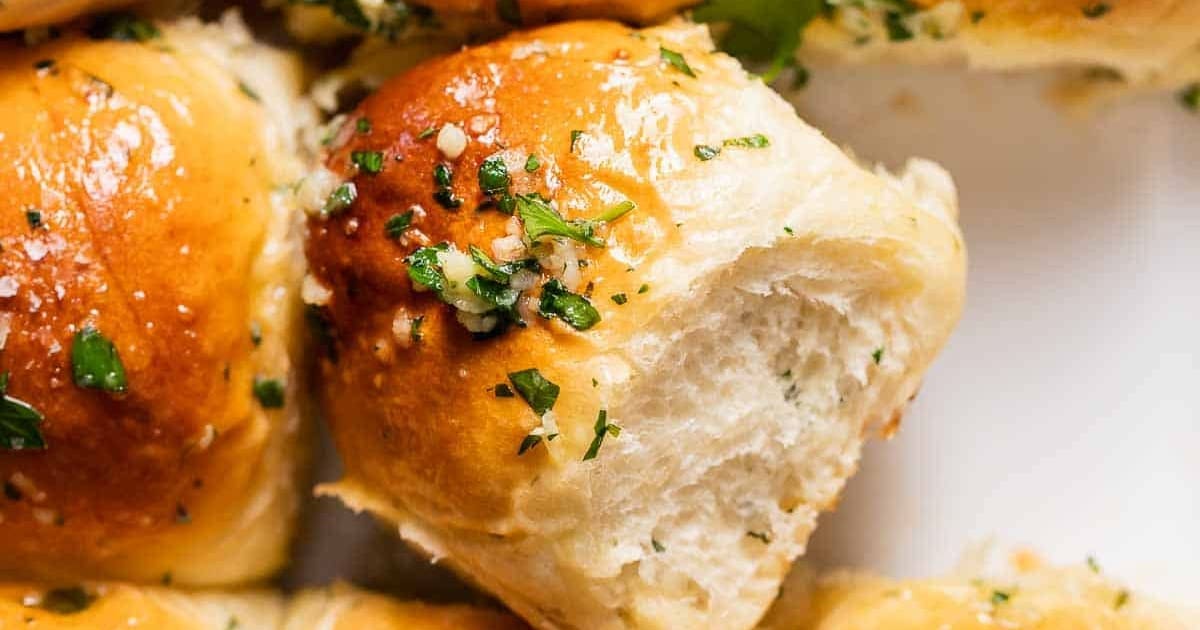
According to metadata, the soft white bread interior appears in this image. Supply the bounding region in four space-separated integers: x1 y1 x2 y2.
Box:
0 12 314 584
305 18 965 630
0 583 282 629
759 549 1199 629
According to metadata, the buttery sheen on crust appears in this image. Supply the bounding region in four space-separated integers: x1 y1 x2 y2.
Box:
0 583 282 630
0 23 310 585
307 19 964 630
759 551 1198 630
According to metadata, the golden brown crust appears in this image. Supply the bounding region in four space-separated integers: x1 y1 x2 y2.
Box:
419 0 696 24
307 20 713 527
0 0 132 31
0 33 293 582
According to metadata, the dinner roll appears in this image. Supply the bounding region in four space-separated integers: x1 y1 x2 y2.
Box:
306 18 964 630
0 583 282 630
0 14 312 585
285 584 527 630
797 0 1200 85
759 551 1198 630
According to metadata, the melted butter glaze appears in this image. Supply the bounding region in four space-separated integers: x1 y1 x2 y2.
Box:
308 21 722 526
0 35 275 578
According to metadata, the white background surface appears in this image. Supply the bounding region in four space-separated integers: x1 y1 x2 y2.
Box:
793 65 1200 603
290 65 1200 606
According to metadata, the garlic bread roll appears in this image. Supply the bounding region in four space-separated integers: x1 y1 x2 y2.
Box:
0 16 311 585
305 19 965 630
800 0 1200 84
0 583 282 630
286 584 527 630
760 551 1198 630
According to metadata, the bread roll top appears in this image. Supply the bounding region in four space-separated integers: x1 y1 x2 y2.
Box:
0 23 308 584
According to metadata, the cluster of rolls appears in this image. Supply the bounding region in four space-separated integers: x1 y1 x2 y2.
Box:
0 0 1191 629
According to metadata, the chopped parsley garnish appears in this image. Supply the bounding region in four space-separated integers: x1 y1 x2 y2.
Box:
652 538 666 552
468 245 533 282
467 275 520 320
249 322 262 346
517 433 543 455
175 503 191 524
746 530 771 544
637 284 649 294
1179 83 1200 112
351 150 385 175
88 12 160 42
1082 2 1110 18
970 9 986 23
1087 555 1101 573
478 155 511 195
432 163 463 209
524 154 541 172
1114 589 1130 609
405 244 450 294
872 347 884 364
659 46 697 77
594 200 637 223
990 590 1010 605
33 59 56 71
355 117 371 133
252 376 285 409
508 368 559 416
494 383 515 398
410 316 425 342
0 374 46 451
693 0 823 82
539 279 601 331
582 409 621 460
497 0 522 24
25 209 42 229
384 211 414 239
516 194 604 247
611 293 628 305
72 327 127 393
238 82 260 102
884 12 913 41
570 130 584 153
724 134 770 149
40 586 93 614
323 182 357 216
783 226 794 235
417 126 437 139
694 145 721 161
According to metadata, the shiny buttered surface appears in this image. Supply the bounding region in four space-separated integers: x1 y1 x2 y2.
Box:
307 18 964 630
760 553 1198 630
0 30 306 585
0 583 282 630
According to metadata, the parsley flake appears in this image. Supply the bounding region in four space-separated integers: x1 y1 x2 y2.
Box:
524 154 541 172
1179 83 1200 112
611 293 628 305
40 586 93 614
582 409 621 460
417 126 437 140
0 374 46 451
570 130 583 153
351 150 385 174
323 182 357 216
72 327 127 393
659 46 697 77
694 144 721 161
508 368 559 417
355 117 372 133
385 211 414 239
515 194 604 247
872 347 884 364
539 279 601 331
89 12 160 42
252 376 285 409
1082 2 1110 18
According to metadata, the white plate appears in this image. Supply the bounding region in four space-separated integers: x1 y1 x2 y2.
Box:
289 63 1200 607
